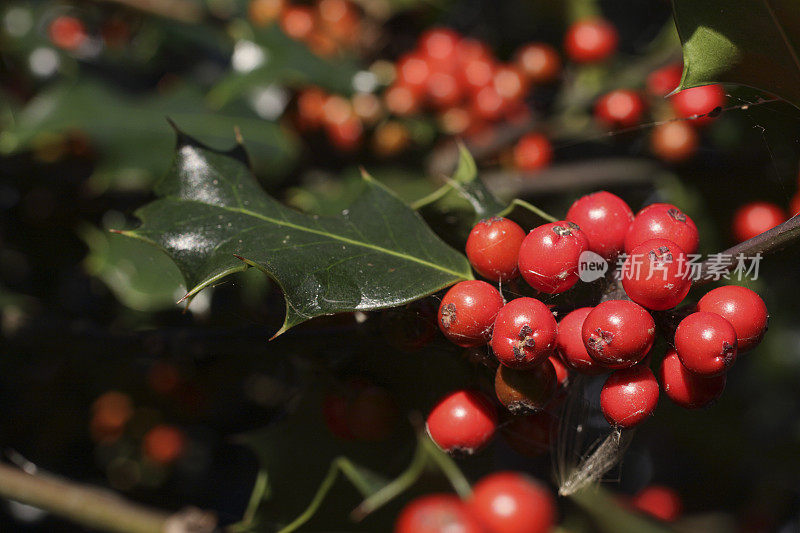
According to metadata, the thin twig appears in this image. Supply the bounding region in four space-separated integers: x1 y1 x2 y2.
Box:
0 462 216 533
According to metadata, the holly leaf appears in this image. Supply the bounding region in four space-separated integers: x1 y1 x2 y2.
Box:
672 0 800 108
120 128 472 336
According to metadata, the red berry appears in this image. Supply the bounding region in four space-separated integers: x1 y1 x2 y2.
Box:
566 191 633 260
625 203 699 255
631 485 683 522
582 300 655 369
143 424 186 464
395 494 483 533
471 85 505 121
646 63 683 97
669 84 725 126
556 307 608 375
49 15 88 51
323 392 355 439
650 121 698 163
600 365 659 428
659 348 726 409
513 133 553 172
326 116 362 151
468 472 557 533
515 43 561 85
490 297 558 368
296 87 327 130
427 71 464 109
594 89 646 129
466 217 526 281
426 390 498 454
697 285 768 352
495 361 557 413
621 238 691 310
564 18 618 64
674 312 737 376
731 201 787 242
438 280 505 348
549 355 570 388
493 65 528 104
396 53 431 94
385 84 422 116
502 411 556 457
418 28 460 67
346 386 398 441
518 221 588 294
280 6 315 40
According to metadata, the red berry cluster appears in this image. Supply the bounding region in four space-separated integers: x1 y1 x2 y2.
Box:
428 191 769 453
395 471 556 533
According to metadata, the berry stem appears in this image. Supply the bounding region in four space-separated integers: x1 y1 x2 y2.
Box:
421 434 473 498
693 213 800 285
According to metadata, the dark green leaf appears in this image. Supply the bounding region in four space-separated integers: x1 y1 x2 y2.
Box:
122 129 472 335
672 0 800 108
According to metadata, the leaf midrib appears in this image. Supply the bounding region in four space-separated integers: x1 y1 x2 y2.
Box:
150 195 471 280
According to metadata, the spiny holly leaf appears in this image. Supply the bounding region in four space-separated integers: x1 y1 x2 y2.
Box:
121 129 472 336
672 0 800 108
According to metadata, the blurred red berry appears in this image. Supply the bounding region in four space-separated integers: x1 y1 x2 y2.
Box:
731 201 787 242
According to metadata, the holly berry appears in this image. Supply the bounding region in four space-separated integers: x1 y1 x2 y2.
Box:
396 53 431 94
323 391 355 439
594 89 646 129
625 203 699 255
468 472 557 533
502 411 556 457
582 300 655 369
697 285 768 352
731 201 787 242
385 84 422 116
650 121 698 163
669 84 726 125
515 43 561 85
466 217 526 281
646 63 683 97
90 391 133 443
426 390 498 454
556 307 608 375
248 0 285 26
279 6 315 41
493 65 528 104
659 349 726 409
418 28 460 67
600 365 659 428
143 424 186 464
490 297 558 368
566 191 634 260
630 485 683 522
49 15 87 51
427 71 463 108
494 360 558 414
518 221 588 294
513 133 553 172
472 85 505 121
395 494 483 533
438 280 505 348
621 238 691 311
564 18 619 64
549 355 570 388
674 312 738 376
346 385 398 441
326 116 362 151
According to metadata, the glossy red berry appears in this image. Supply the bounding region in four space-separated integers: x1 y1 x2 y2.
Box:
426 390 498 454
518 221 588 294
490 297 558 368
659 349 726 409
600 365 659 428
697 285 768 352
515 43 561 85
674 312 737 376
566 191 634 260
731 202 787 242
564 18 619 64
582 300 655 369
495 361 557 414
549 355 569 388
625 203 699 255
466 217 526 282
669 84 726 126
646 63 683 97
650 121 698 163
438 280 505 348
395 494 483 533
556 307 607 375
468 472 557 533
502 411 556 457
513 133 553 172
49 15 88 51
631 485 683 522
594 89 646 129
621 238 691 310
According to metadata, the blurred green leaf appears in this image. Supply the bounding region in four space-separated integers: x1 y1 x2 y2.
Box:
673 0 800 108
121 129 472 335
